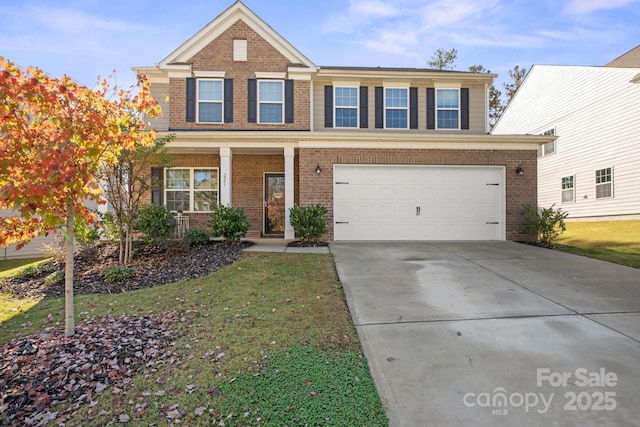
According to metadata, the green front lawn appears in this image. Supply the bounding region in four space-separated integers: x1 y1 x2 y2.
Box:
0 253 388 426
556 219 640 268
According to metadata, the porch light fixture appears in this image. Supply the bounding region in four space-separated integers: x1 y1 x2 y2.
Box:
516 166 524 176
315 164 322 174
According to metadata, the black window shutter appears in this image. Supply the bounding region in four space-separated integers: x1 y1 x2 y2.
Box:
359 86 368 128
186 78 196 122
461 87 469 129
224 78 233 123
151 167 164 206
375 86 384 129
324 86 333 127
285 79 294 123
409 87 418 129
427 88 435 129
247 79 257 123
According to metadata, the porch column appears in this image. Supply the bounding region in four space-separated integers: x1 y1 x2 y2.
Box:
284 147 295 239
220 147 232 207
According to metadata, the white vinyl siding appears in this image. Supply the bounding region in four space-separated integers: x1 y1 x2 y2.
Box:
493 66 640 219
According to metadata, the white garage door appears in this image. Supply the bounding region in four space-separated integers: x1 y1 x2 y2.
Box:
333 165 505 241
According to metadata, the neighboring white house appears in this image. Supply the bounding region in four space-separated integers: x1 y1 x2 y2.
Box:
492 52 640 221
0 208 56 260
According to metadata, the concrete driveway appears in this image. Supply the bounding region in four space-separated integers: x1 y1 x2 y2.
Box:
330 241 640 427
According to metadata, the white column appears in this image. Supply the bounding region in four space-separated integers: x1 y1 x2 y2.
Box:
220 147 232 207
284 147 295 239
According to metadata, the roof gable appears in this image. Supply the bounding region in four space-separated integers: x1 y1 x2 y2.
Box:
607 44 640 68
159 1 315 72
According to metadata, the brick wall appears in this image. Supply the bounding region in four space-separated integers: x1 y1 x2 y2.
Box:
298 148 537 241
169 20 310 131
231 153 299 238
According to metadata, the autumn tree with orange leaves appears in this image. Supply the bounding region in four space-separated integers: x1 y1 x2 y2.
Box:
0 58 159 337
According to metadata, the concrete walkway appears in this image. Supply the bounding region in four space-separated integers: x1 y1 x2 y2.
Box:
330 241 640 427
242 238 330 254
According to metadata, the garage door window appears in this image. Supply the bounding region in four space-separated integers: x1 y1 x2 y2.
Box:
385 88 408 129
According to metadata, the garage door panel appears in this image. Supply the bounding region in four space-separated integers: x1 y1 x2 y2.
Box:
334 165 505 241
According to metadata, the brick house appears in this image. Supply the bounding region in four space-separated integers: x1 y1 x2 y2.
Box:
133 1 551 241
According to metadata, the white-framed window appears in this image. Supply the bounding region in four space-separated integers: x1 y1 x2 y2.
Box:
561 175 575 203
436 88 460 129
538 128 556 157
258 80 284 124
595 167 613 199
385 87 408 129
335 86 358 128
165 168 219 212
197 79 223 123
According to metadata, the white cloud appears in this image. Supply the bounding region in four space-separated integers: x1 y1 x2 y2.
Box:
350 0 401 17
563 0 640 14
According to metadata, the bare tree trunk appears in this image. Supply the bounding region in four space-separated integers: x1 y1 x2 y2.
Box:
64 202 75 338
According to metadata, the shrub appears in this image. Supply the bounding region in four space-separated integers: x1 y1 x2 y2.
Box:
16 263 55 279
44 270 64 287
184 228 210 246
39 231 66 262
522 204 569 247
289 204 328 242
100 266 134 284
99 210 120 241
208 205 250 242
73 216 101 249
136 204 174 241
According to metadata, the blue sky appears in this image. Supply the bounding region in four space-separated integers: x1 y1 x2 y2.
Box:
1 0 639 95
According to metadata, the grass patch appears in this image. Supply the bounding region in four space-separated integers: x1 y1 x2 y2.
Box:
556 219 640 268
0 253 387 426
0 257 47 279
218 344 387 426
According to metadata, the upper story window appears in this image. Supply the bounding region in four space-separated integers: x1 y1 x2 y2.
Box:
561 175 575 203
385 87 408 129
197 79 223 123
539 128 556 157
595 167 613 199
436 88 460 129
165 168 218 212
335 87 358 128
258 80 284 124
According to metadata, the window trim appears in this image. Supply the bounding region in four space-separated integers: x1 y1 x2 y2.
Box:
164 167 219 212
595 167 613 199
384 87 409 129
435 88 460 130
257 79 284 124
196 79 224 124
334 86 359 128
561 175 575 203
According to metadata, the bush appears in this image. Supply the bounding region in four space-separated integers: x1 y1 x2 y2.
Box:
99 210 120 241
136 204 174 241
208 205 250 242
522 204 569 246
16 263 55 279
73 216 101 249
100 266 134 284
289 204 328 242
184 228 210 246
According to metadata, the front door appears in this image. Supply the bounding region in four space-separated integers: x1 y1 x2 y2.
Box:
264 173 285 236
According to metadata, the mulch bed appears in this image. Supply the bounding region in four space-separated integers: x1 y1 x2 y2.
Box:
0 240 252 426
1 240 252 299
286 240 329 248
